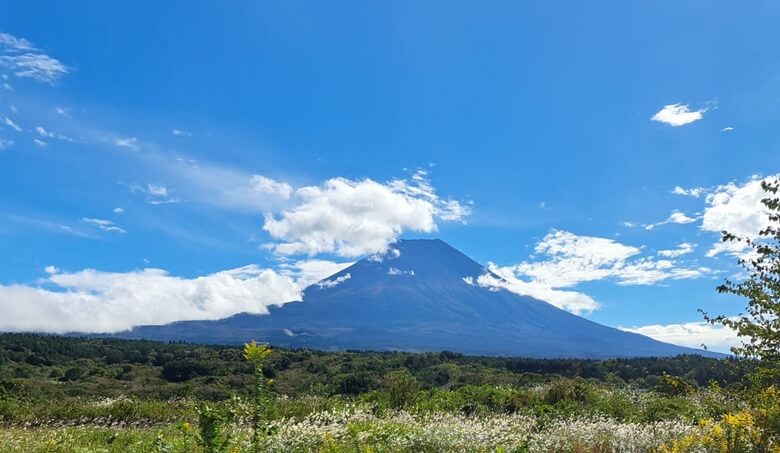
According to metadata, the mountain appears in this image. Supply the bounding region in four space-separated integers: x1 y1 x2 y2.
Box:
118 239 719 358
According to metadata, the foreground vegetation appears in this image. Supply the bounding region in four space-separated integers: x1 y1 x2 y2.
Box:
0 334 778 452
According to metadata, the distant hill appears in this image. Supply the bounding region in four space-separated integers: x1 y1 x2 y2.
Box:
119 239 721 359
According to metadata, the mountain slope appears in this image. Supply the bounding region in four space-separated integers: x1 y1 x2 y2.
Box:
120 239 718 358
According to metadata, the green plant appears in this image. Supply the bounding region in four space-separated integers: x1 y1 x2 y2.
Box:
195 401 233 453
243 340 274 451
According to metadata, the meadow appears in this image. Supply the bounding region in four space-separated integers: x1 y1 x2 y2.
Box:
0 334 778 452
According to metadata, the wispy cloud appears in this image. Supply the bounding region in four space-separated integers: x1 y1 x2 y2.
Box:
172 129 191 137
114 137 139 150
81 217 126 234
644 210 698 230
720 126 734 132
34 126 73 142
128 183 180 205
657 242 695 258
672 185 706 198
55 106 71 118
1 214 96 238
651 103 709 127
251 175 293 200
0 32 70 83
2 116 22 132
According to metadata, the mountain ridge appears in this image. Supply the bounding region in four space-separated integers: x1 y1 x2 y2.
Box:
117 239 721 359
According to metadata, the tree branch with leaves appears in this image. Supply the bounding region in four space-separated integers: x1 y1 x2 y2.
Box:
702 178 780 384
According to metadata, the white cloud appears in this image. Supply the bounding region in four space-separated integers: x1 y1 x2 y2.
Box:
512 230 640 287
33 138 47 147
482 231 709 314
113 207 124 214
720 127 734 132
316 273 352 289
478 269 599 315
668 211 697 224
658 242 695 258
55 107 71 118
2 116 21 132
251 175 293 200
58 224 94 238
614 259 710 286
700 175 778 257
0 265 302 333
620 322 740 353
0 32 70 83
35 126 53 137
147 184 168 197
644 210 698 230
82 217 126 234
388 267 414 276
0 138 14 150
130 183 179 205
672 185 706 198
263 170 470 257
172 129 191 137
651 103 708 127
367 247 401 263
34 126 74 142
277 259 353 289
43 265 59 274
114 137 139 150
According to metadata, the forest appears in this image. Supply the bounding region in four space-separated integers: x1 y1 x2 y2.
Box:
1 333 776 452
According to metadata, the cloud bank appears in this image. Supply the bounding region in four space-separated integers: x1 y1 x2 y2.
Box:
0 260 352 334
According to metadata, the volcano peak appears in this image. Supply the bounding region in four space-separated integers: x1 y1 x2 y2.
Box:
121 239 720 359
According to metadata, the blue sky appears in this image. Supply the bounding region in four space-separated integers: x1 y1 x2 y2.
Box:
2 2 780 352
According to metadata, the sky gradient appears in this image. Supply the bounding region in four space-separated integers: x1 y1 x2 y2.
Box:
2 2 780 352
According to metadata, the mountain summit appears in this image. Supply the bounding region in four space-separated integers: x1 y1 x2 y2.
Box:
121 239 716 358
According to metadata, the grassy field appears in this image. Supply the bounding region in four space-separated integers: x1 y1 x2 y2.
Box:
0 334 778 452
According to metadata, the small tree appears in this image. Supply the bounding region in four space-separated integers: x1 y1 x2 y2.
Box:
702 178 780 383
383 369 420 409
243 340 273 451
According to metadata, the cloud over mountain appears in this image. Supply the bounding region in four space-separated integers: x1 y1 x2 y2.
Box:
0 261 350 334
263 170 471 258
483 231 710 314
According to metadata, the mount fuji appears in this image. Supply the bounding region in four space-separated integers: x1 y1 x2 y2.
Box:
118 239 717 358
